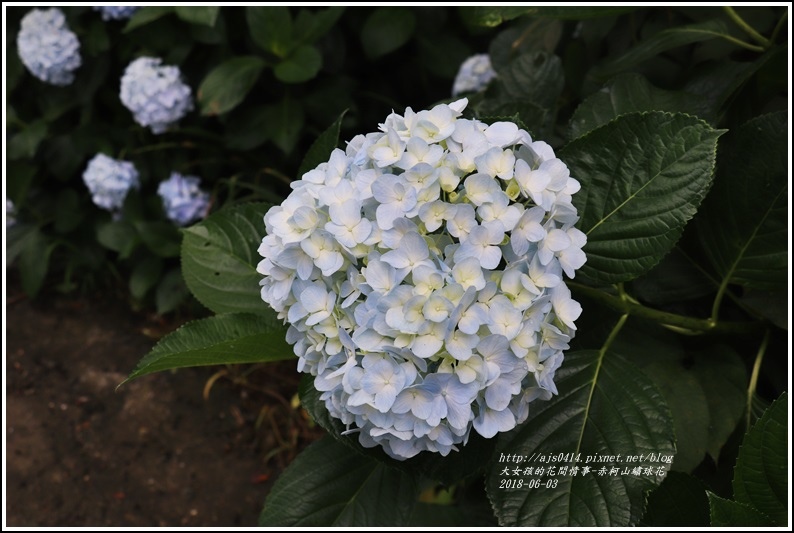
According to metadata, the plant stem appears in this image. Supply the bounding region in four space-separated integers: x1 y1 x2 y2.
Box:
602 313 629 355
723 6 772 47
569 281 761 335
770 10 788 44
746 329 770 432
716 33 765 53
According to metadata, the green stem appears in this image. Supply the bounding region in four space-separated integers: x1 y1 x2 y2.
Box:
602 313 629 355
770 10 788 44
723 6 771 47
710 274 730 324
569 282 761 335
716 33 765 53
746 329 770 432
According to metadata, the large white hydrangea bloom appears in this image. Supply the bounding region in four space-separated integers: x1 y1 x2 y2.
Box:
120 57 193 134
258 98 586 460
16 8 81 86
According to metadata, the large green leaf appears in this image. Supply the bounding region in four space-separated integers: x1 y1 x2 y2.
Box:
8 119 47 160
590 19 735 81
630 246 716 306
697 112 788 291
460 6 635 27
487 350 675 526
174 6 219 27
360 7 416 59
293 7 345 46
246 6 293 58
570 73 713 139
640 472 710 526
123 6 174 32
181 202 271 315
198 56 266 116
129 256 164 300
19 228 56 298
123 312 291 384
561 112 724 285
610 323 746 471
707 492 774 526
297 110 347 178
733 392 788 525
259 436 417 526
494 50 564 111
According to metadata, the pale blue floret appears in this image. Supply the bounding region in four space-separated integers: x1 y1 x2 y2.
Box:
17 8 81 86
120 57 193 134
82 154 139 212
452 54 497 97
157 172 210 226
93 6 140 20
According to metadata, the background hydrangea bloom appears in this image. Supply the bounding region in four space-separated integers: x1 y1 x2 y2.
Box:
7 199 17 228
157 172 211 226
93 6 140 21
82 153 140 212
452 54 497 96
120 57 194 134
16 8 81 86
258 98 586 460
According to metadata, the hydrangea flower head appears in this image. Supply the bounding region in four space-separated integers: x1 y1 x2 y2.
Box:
7 199 17 228
94 6 140 20
82 153 140 212
258 98 586 460
16 8 81 86
452 54 497 96
120 57 193 134
157 172 210 226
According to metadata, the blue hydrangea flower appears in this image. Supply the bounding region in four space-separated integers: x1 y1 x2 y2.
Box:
7 199 17 228
452 54 497 96
16 8 81 86
120 57 194 134
82 153 140 212
93 6 140 21
157 172 210 226
258 98 587 460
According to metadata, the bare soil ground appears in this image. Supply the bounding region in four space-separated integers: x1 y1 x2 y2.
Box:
5 281 320 527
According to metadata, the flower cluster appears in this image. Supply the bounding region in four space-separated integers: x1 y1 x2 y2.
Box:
82 153 140 212
93 6 140 21
120 57 193 134
16 8 81 86
157 172 211 226
452 54 497 96
258 98 586 460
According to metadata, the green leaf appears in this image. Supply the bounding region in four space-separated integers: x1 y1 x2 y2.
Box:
487 350 676 526
181 202 270 315
297 110 347 178
246 6 293 58
570 73 713 139
561 112 724 285
129 256 164 300
155 268 189 315
690 346 747 462
697 112 788 291
198 56 266 116
224 105 273 151
19 228 56 298
494 51 564 112
733 392 787 525
123 6 174 32
590 19 734 81
361 7 416 59
96 220 139 258
8 120 47 160
631 246 716 306
6 161 36 206
124 312 291 384
739 289 788 330
269 97 304 154
707 492 774 526
274 44 322 84
527 6 639 19
259 436 418 526
640 472 710 526
458 6 536 27
6 224 38 266
54 189 84 234
293 7 345 46
134 221 182 258
174 6 219 27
